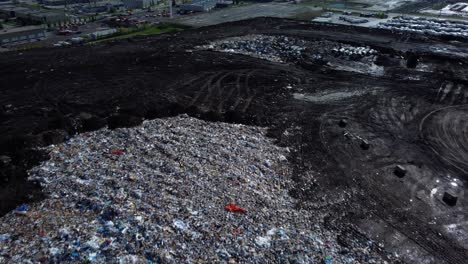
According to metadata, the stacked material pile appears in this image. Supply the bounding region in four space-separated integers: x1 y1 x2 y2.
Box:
0 116 387 263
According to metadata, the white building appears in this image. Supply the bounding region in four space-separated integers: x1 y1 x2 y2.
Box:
0 25 46 45
123 0 157 9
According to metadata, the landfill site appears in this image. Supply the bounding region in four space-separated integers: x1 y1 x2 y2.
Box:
1 14 468 263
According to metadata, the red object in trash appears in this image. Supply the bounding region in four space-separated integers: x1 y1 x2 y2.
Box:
232 228 244 235
111 149 124 155
225 203 247 213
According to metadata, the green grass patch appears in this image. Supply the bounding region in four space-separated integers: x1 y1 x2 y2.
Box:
91 23 189 43
16 42 45 51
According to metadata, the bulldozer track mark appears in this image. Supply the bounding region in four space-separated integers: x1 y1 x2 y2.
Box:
241 70 258 113
217 70 245 112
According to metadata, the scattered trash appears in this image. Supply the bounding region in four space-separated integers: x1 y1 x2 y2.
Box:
255 235 272 248
278 155 288 162
0 234 10 241
14 204 29 215
197 35 380 75
49 247 60 256
197 35 307 63
278 229 289 240
394 165 407 178
266 228 277 236
173 219 188 231
216 248 231 259
110 149 124 155
225 203 247 213
360 140 370 150
232 228 243 235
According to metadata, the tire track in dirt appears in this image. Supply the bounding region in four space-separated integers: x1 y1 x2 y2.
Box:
317 93 468 264
419 105 468 176
203 71 231 109
241 70 258 113
189 72 224 107
217 70 246 112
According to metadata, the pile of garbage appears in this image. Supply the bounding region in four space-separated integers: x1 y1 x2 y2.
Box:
197 35 307 63
339 16 369 24
0 115 387 263
331 45 377 60
300 40 380 75
378 16 468 38
198 35 379 67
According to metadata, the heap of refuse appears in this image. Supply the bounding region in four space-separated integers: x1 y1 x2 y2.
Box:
198 35 379 67
197 35 307 63
339 16 369 24
331 45 377 59
0 115 388 263
303 40 380 75
378 16 468 38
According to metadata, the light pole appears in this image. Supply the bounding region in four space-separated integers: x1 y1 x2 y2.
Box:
169 0 173 18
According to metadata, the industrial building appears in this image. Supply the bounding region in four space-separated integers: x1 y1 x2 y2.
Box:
88 28 117 39
0 5 29 18
42 0 92 6
0 25 46 45
16 10 66 24
122 0 157 9
0 5 65 24
180 0 218 12
73 2 124 14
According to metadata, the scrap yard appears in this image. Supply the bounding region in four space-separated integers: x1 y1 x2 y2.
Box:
0 2 468 263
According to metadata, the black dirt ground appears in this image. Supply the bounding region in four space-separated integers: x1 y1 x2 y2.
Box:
1 17 467 263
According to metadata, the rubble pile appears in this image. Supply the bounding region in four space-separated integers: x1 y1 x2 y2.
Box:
198 35 379 66
197 35 307 63
0 115 386 263
378 16 468 38
304 41 381 75
331 45 378 60
339 16 369 24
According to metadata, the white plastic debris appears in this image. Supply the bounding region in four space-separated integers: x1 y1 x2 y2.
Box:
255 235 272 248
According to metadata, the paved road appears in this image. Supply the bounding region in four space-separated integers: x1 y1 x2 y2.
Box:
172 2 321 27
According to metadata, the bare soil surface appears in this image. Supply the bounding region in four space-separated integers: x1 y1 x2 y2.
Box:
1 17 468 263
